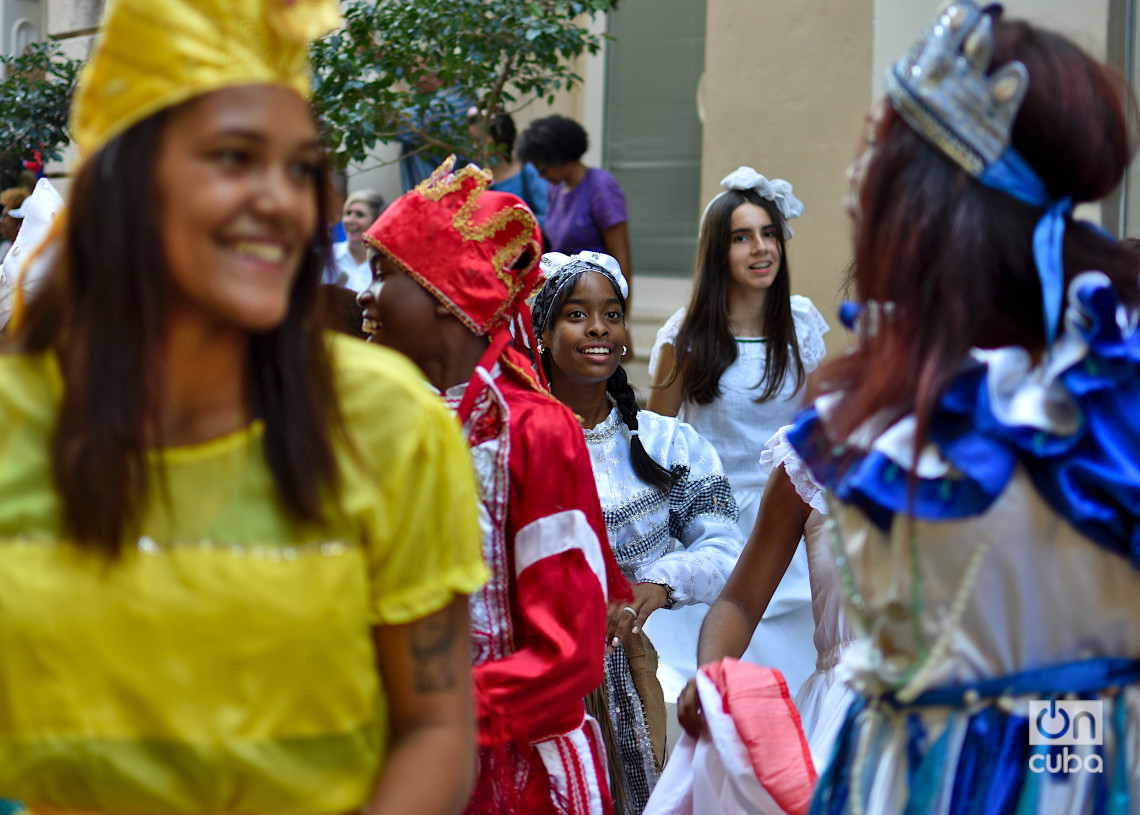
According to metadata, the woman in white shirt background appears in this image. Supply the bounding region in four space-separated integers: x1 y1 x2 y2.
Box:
329 189 384 291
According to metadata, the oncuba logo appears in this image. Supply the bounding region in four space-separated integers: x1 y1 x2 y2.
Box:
1028 700 1103 774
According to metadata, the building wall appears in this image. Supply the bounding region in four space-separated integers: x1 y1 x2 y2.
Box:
874 0 1110 86
31 0 100 193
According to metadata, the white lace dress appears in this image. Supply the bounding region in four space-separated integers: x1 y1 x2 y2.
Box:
646 295 829 698
760 427 856 771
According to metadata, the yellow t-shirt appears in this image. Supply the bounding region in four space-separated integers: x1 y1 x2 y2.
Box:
0 333 488 814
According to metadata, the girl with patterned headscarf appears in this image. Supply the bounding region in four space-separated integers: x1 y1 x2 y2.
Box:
532 251 744 813
361 159 631 815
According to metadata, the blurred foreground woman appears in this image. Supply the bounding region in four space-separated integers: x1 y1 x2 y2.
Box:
789 3 1140 813
0 1 487 813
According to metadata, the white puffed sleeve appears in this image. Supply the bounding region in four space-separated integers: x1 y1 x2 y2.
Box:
648 307 688 380
633 416 745 607
790 295 829 373
759 425 829 515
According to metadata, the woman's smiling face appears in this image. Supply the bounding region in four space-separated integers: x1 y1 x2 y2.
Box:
541 270 627 388
726 202 782 297
155 84 322 334
341 200 376 246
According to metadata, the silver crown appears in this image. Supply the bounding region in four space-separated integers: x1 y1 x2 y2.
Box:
884 1 1029 176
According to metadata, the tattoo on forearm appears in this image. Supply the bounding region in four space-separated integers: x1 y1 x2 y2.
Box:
409 603 461 693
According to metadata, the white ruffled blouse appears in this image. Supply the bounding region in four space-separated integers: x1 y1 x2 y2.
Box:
582 408 743 607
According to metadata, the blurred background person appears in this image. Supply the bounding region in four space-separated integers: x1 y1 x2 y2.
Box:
0 178 64 332
328 169 348 242
329 189 384 291
317 283 368 340
396 68 472 192
468 108 547 235
0 186 30 261
517 115 633 314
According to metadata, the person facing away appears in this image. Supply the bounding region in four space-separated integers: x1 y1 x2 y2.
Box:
467 108 548 233
791 3 1140 813
531 250 744 814
647 168 827 698
395 68 472 193
357 157 631 815
0 1 488 814
327 169 347 242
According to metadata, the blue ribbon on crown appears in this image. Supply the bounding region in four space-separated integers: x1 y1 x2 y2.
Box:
978 148 1072 347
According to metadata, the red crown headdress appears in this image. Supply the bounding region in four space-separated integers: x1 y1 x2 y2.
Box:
365 156 543 336
365 156 548 420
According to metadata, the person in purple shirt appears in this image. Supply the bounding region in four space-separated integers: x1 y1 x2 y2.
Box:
516 115 634 313
467 109 548 233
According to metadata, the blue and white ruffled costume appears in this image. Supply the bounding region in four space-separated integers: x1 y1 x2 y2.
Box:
790 273 1140 814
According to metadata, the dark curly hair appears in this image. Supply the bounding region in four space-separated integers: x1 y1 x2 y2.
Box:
515 115 589 167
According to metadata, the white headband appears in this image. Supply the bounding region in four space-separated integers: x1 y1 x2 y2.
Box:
699 166 804 237
530 251 630 342
538 251 629 299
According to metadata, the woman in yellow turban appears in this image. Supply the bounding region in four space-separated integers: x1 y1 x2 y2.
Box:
0 1 487 813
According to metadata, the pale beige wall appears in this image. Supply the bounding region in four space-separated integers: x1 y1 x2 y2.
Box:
701 0 875 358
873 0 1109 91
872 0 1112 227
42 0 103 192
47 0 101 38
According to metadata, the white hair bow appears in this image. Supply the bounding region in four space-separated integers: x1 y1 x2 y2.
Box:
538 251 629 299
701 166 804 236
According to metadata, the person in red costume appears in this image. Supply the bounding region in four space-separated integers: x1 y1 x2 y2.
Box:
359 155 631 814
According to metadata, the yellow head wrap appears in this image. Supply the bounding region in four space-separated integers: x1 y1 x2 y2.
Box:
70 0 341 158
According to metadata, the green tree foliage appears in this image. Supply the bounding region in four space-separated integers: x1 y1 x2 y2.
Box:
0 42 82 187
309 0 618 170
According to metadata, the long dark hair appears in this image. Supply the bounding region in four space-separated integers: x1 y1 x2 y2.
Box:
539 269 675 493
822 16 1140 454
668 189 803 404
14 105 341 556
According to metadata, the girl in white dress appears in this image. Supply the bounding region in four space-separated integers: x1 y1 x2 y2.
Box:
648 168 827 697
533 251 744 813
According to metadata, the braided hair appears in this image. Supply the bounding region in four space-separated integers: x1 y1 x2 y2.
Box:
533 264 676 493
605 363 675 492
